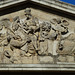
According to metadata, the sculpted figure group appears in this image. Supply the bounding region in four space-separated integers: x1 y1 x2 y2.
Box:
0 8 75 63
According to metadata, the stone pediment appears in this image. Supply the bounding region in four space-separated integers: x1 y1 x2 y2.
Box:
0 0 75 71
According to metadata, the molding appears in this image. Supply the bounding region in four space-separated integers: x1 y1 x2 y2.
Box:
31 0 75 15
0 0 75 15
0 0 27 9
0 64 75 71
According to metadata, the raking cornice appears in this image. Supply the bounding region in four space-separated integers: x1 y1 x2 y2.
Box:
0 0 75 15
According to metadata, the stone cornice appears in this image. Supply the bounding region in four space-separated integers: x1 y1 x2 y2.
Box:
0 0 27 8
0 0 75 15
31 0 75 15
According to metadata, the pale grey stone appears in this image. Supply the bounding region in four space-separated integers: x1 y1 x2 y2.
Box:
39 56 53 63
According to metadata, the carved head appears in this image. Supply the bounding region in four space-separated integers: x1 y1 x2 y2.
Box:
12 17 20 31
61 19 69 26
24 8 32 20
41 22 51 32
25 8 31 15
40 22 51 38
50 18 61 25
12 23 19 31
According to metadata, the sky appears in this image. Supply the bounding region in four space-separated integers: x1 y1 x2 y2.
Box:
60 0 75 5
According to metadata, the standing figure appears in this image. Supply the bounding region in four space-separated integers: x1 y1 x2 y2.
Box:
22 8 40 57
38 22 52 55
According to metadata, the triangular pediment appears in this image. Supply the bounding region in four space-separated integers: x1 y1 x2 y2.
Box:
0 0 75 71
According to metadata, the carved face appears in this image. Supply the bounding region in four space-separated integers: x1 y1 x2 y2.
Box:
62 19 69 26
24 8 32 20
12 23 19 31
40 22 51 38
24 8 31 15
50 18 61 25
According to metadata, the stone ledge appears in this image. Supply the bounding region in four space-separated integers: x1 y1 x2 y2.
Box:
0 64 75 71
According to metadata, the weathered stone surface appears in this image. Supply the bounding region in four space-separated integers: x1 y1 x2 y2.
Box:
21 56 29 64
57 40 75 55
32 55 39 64
13 49 21 64
66 56 75 62
57 55 67 62
0 8 74 64
39 40 48 55
39 56 53 63
47 40 53 55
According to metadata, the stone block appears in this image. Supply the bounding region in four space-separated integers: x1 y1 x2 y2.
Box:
32 56 39 64
57 55 67 62
66 56 75 62
39 56 53 63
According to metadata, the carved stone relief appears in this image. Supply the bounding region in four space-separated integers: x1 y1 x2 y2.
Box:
0 8 75 64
